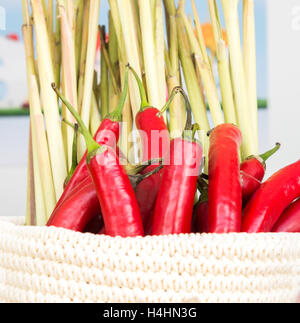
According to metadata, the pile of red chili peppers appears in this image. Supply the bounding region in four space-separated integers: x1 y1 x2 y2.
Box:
47 66 300 236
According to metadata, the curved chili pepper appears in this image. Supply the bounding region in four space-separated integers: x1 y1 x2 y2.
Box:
242 160 300 232
241 143 281 182
208 124 242 233
128 66 173 234
54 69 129 211
241 171 261 206
47 160 161 233
272 198 300 233
47 178 101 232
52 81 144 238
152 90 203 235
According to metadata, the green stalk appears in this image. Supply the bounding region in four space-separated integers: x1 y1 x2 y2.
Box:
180 8 224 126
128 65 150 110
243 0 258 152
52 83 99 155
208 0 237 125
54 2 62 90
221 0 256 158
100 26 109 119
259 143 281 166
64 123 79 186
106 66 129 121
176 15 210 133
99 25 119 95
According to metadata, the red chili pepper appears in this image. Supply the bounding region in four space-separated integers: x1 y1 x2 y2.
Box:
193 178 209 234
241 171 261 206
128 66 173 234
242 160 300 233
272 198 300 233
152 90 203 235
208 124 242 233
52 75 144 237
47 177 101 232
47 160 160 233
241 143 280 182
54 70 129 211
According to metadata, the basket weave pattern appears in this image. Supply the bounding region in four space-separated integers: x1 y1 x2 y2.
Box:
0 217 300 303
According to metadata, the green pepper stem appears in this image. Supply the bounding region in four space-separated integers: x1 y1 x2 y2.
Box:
158 86 182 116
192 123 200 140
105 66 129 122
259 142 281 162
70 123 79 173
127 64 149 110
178 87 193 132
64 124 79 186
51 83 99 154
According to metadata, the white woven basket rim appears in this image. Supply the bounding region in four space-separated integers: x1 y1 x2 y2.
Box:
1 216 300 303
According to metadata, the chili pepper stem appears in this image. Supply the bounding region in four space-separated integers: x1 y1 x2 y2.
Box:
259 143 281 163
106 66 129 122
52 83 100 155
127 65 149 110
129 163 164 191
158 86 182 117
65 124 79 186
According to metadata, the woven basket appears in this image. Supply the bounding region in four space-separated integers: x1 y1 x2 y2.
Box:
1 216 300 303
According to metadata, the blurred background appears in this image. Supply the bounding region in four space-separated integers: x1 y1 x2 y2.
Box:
0 0 299 217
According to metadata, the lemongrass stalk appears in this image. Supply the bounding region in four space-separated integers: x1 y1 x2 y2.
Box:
47 0 55 59
74 0 84 78
100 34 109 118
208 0 237 125
243 0 258 152
54 2 62 89
23 22 57 218
221 0 256 158
155 0 167 108
138 0 160 108
22 23 47 223
191 0 210 75
31 0 67 200
77 0 90 113
180 9 224 126
109 1 134 160
108 11 120 113
130 0 144 70
108 11 119 80
176 13 210 169
99 25 119 95
164 0 186 134
25 127 36 226
78 0 101 158
176 16 210 133
41 0 47 16
59 2 78 169
109 0 134 159
22 0 30 25
31 78 57 220
31 131 47 226
108 0 127 63
116 0 143 118
90 90 101 135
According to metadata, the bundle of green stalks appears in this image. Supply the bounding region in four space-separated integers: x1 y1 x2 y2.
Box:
22 0 258 226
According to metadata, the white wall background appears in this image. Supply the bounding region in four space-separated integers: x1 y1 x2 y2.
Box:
1 0 300 217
